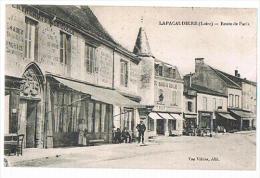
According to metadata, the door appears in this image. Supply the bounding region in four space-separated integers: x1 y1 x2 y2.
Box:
26 101 37 148
156 119 165 135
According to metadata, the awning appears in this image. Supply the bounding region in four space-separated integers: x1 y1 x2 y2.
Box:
169 113 184 120
53 76 141 107
158 113 174 120
229 109 253 118
218 113 236 121
148 112 162 120
184 114 197 119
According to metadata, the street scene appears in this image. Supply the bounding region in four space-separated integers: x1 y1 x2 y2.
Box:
7 131 255 169
3 4 257 171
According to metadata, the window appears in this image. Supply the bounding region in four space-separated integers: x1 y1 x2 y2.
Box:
168 120 176 131
24 17 38 60
235 95 239 108
203 97 207 110
148 117 154 131
155 64 159 76
85 44 96 73
53 91 81 133
213 98 217 110
229 94 234 107
218 99 223 109
121 108 134 131
158 66 163 76
168 68 173 78
60 31 71 64
172 91 177 105
187 101 193 112
120 60 128 87
172 68 176 79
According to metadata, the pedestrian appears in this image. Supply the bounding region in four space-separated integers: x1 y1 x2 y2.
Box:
114 128 122 144
78 119 87 146
136 120 146 144
122 127 132 143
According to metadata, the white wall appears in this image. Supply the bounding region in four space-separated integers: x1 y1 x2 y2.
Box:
197 93 227 112
227 88 242 109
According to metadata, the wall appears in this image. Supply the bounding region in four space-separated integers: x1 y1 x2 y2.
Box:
242 83 257 114
114 52 140 96
192 60 227 94
153 77 183 113
5 5 113 88
197 93 228 112
227 88 242 109
183 94 197 114
138 56 155 105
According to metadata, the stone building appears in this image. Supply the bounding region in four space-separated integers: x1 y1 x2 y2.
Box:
132 27 184 137
185 58 256 132
4 5 151 148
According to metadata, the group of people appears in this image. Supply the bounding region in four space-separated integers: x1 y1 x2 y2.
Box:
113 120 146 144
78 119 147 146
113 127 132 143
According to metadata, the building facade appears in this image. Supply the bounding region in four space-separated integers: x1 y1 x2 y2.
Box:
131 27 184 137
187 58 256 132
5 5 149 149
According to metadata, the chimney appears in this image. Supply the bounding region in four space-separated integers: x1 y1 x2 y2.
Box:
195 58 204 73
195 58 204 64
235 70 238 77
237 73 240 78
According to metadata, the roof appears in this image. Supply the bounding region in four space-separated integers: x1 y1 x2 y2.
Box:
210 66 256 87
209 66 241 89
190 84 227 97
30 5 140 63
133 27 153 57
155 58 177 68
33 5 115 43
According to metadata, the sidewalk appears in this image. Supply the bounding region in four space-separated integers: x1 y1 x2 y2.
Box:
5 141 157 167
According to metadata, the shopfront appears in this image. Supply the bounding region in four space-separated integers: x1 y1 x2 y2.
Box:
215 112 237 132
229 109 254 130
148 112 182 136
46 75 141 147
198 111 213 131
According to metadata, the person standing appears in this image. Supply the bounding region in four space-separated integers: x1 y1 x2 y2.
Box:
136 120 146 144
78 119 87 146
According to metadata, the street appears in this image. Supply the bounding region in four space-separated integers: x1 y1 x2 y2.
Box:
11 131 255 170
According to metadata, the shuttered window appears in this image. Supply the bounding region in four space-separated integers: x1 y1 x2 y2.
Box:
24 17 38 60
120 60 128 87
60 31 71 65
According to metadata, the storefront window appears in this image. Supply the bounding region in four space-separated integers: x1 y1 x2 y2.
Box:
87 102 94 132
148 117 154 131
168 120 176 130
95 103 101 133
53 91 81 133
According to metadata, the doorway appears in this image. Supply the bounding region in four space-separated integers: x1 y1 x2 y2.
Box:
156 119 165 135
25 100 38 148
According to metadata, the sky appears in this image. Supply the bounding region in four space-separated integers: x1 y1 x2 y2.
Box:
91 6 257 81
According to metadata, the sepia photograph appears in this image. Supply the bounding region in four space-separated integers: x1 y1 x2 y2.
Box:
0 1 258 177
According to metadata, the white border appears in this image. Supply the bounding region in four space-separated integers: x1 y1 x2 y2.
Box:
0 1 259 178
